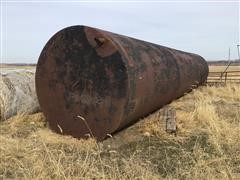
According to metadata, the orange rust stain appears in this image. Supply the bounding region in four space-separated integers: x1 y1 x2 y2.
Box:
84 27 117 58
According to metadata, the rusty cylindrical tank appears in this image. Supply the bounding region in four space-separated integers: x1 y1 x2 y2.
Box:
36 25 208 141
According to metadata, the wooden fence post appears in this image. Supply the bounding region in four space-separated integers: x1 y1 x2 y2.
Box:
225 72 227 83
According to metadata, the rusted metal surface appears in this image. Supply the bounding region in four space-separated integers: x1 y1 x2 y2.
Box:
36 25 208 141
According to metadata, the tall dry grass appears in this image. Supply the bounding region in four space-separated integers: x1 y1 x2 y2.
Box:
0 83 239 179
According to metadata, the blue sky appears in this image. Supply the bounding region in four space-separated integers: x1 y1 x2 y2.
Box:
1 1 239 63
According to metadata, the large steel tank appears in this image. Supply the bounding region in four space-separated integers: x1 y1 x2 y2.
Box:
36 25 208 141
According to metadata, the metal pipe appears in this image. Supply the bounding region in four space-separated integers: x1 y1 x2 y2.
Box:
36 25 208 141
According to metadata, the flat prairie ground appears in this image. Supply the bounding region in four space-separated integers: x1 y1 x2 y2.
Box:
0 65 240 179
208 65 240 72
0 64 35 74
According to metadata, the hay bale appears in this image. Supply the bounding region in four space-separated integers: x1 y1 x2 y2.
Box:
0 69 40 120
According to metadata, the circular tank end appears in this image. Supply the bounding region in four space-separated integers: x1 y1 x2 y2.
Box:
36 26 129 140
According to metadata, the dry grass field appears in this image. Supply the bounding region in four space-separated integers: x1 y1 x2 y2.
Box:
0 65 240 179
208 65 240 72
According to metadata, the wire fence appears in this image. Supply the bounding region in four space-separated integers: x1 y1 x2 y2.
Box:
207 70 240 84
